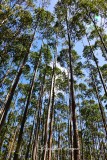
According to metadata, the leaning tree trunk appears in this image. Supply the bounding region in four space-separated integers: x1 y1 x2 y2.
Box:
87 11 107 54
66 14 81 160
91 72 107 136
87 58 107 138
86 35 107 97
0 31 36 133
13 49 41 160
0 68 11 86
0 64 20 125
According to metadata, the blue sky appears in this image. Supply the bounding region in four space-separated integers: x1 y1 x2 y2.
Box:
48 0 58 12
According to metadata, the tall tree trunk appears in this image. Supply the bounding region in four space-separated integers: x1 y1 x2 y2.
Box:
86 34 107 97
0 68 10 86
25 121 34 160
78 95 84 160
7 125 20 160
57 124 60 160
0 31 36 132
40 104 46 159
13 49 41 160
79 115 84 160
42 69 54 160
48 80 55 160
0 64 20 125
66 15 81 160
32 71 46 160
32 110 40 160
91 72 107 136
68 68 73 160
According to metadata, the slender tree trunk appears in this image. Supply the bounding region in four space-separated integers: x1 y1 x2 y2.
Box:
91 73 107 136
68 69 73 160
68 119 70 159
70 121 73 160
41 105 46 159
79 119 84 160
0 64 20 125
0 31 36 132
42 70 54 160
87 11 107 54
78 96 84 160
57 124 60 160
48 81 55 160
0 68 10 86
86 34 107 97
33 112 40 160
13 49 41 160
25 121 34 160
33 71 46 160
7 125 20 160
66 15 81 160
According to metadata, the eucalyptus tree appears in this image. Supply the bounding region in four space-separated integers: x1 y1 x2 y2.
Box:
57 47 84 159
55 1 85 158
